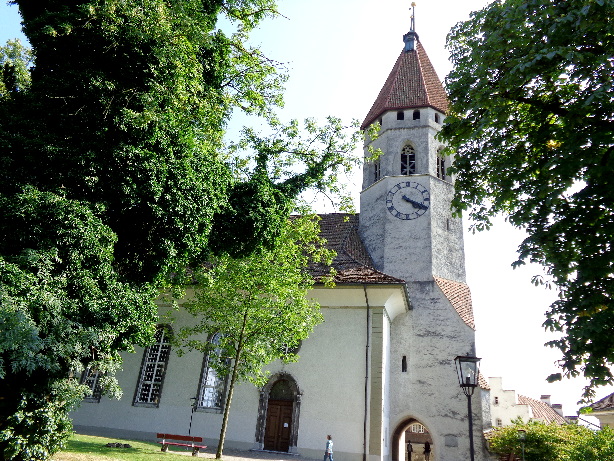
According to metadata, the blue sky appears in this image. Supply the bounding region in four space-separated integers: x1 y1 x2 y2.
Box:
1 0 609 419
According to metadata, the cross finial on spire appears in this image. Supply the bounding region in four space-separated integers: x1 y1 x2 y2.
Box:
403 2 419 52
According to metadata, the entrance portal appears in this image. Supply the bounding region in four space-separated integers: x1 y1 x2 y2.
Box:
255 374 301 453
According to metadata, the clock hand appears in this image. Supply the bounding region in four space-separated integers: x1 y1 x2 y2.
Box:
402 195 426 210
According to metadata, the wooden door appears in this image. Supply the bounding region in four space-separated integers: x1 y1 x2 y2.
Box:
263 400 293 452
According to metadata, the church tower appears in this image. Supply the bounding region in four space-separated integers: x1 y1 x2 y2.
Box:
359 7 485 461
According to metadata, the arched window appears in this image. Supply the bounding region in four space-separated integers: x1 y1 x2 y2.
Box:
134 325 172 407
401 145 416 175
81 367 102 403
434 113 440 124
437 150 446 180
397 110 405 120
412 110 420 120
197 333 228 411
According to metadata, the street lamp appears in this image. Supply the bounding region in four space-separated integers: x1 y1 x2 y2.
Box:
517 429 526 461
454 355 481 461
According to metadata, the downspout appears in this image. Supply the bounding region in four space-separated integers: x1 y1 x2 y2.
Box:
362 284 371 461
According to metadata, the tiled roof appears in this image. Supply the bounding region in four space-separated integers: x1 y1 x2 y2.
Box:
590 392 614 411
361 39 449 129
517 395 568 424
479 373 490 391
311 213 405 285
434 276 475 330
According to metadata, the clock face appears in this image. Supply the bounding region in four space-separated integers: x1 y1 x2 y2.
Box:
386 181 430 220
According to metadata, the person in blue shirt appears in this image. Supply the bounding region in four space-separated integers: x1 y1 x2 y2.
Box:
323 435 333 461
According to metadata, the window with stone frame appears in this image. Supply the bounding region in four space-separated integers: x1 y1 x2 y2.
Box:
436 149 446 180
401 144 416 175
197 332 228 411
410 423 425 433
133 325 172 407
374 158 381 182
81 367 103 403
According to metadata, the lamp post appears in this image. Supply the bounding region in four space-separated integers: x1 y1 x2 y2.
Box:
454 355 481 461
517 429 526 461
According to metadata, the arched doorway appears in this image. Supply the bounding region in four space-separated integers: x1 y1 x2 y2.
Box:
392 418 433 461
254 373 301 453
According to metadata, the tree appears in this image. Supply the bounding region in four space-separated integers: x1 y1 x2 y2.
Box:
487 419 614 461
440 0 614 400
0 1 361 458
175 212 334 459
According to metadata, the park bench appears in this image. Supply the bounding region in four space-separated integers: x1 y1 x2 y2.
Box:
156 433 207 457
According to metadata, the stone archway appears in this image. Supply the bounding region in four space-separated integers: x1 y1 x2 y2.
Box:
254 373 301 453
392 418 433 461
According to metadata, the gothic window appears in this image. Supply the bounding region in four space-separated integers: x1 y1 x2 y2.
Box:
81 367 102 403
397 110 405 120
401 145 416 175
437 150 446 180
412 110 420 120
133 325 171 407
197 333 228 411
374 158 381 181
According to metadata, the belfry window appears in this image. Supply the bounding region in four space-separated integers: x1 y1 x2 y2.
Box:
434 113 440 124
437 150 446 180
413 110 420 120
397 111 405 120
374 158 381 181
401 145 416 175
197 333 228 411
134 325 172 407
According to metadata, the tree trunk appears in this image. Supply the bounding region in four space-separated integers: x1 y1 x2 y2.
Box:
216 312 248 459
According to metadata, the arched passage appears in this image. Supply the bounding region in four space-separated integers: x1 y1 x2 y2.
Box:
254 373 301 453
392 418 433 461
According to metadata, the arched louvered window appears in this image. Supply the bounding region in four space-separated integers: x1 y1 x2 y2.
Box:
133 325 172 407
401 145 416 175
412 110 420 120
197 333 228 411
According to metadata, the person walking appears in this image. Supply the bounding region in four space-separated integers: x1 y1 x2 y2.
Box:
406 441 413 461
423 441 431 461
323 435 333 461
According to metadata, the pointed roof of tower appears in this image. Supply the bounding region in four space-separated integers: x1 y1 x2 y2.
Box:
361 37 449 130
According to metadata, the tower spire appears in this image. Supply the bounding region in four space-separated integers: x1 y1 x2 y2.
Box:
404 2 419 52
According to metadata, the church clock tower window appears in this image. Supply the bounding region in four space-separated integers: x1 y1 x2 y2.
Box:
437 149 446 180
397 110 405 120
412 109 420 120
401 144 416 175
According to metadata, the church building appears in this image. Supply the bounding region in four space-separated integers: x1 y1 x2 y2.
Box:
71 14 487 461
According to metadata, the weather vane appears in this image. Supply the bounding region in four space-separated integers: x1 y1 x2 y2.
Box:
410 2 416 32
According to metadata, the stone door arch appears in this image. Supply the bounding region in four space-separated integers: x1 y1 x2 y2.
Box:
254 373 301 453
392 418 433 461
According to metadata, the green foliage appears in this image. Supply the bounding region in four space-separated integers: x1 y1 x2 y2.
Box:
0 0 362 459
440 0 614 400
175 212 333 457
488 420 614 461
0 39 32 96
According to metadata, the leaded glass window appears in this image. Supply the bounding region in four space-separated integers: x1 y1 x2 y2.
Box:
197 333 227 411
401 145 416 175
81 367 102 403
133 325 171 407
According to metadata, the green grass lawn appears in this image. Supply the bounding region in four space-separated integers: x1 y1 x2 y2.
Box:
52 433 203 461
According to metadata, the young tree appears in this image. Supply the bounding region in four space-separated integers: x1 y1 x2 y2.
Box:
487 419 614 461
0 1 360 458
440 0 614 400
175 212 334 459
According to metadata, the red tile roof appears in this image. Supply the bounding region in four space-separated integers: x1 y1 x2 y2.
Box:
311 213 405 285
434 276 475 330
517 395 568 424
590 392 614 411
361 40 449 129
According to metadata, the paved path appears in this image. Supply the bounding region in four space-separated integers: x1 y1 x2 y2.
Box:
172 446 319 461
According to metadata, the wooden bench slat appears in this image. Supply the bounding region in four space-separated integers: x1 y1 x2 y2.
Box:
156 433 203 443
